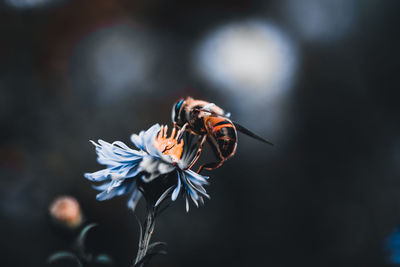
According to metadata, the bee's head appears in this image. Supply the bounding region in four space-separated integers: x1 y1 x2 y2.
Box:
171 98 186 127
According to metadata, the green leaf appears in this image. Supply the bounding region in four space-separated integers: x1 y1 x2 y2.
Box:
133 250 167 267
134 215 143 246
47 251 82 267
148 242 167 252
95 254 113 265
77 223 97 251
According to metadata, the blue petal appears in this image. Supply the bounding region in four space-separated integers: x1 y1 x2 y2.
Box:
191 182 210 199
112 141 142 156
84 169 110 182
184 169 209 185
98 157 142 167
96 190 118 201
181 172 199 200
115 180 136 196
130 132 146 151
131 124 160 151
189 193 199 207
109 179 123 190
127 186 142 211
89 140 100 148
92 181 112 191
184 173 210 199
125 164 141 178
117 164 137 177
185 197 190 212
195 185 210 199
94 140 144 166
144 125 163 157
97 140 118 159
155 186 175 207
95 180 136 201
171 171 182 201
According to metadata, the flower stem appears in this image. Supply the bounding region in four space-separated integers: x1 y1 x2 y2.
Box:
134 205 156 267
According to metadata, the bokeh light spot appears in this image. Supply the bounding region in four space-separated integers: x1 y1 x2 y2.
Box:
4 0 64 9
70 24 156 103
195 19 297 101
281 0 358 43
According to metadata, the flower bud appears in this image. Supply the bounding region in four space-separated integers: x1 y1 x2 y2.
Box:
49 196 82 228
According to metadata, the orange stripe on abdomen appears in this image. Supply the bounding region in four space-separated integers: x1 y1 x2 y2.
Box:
213 123 233 133
204 117 232 132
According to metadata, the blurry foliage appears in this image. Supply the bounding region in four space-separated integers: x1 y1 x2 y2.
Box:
48 224 113 267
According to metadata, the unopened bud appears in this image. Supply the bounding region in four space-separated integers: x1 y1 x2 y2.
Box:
49 196 82 228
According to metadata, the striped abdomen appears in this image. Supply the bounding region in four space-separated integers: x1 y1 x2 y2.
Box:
204 116 237 158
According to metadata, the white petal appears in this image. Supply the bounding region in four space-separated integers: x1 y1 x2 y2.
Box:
157 162 174 174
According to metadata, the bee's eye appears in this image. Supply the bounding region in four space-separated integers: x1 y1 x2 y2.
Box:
172 99 184 123
176 100 184 111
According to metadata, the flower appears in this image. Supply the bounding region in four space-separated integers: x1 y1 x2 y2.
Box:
49 196 82 228
84 124 210 211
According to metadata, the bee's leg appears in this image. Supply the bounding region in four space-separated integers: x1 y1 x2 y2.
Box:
176 122 189 140
187 135 207 169
196 137 225 173
197 160 225 174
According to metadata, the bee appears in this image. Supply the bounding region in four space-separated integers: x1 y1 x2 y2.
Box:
171 97 273 173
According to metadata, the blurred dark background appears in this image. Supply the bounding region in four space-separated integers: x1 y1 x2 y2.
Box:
1 0 400 266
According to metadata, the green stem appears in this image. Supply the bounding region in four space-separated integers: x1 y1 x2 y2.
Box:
134 206 156 267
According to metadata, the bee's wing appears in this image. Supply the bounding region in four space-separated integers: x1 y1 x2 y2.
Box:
199 106 230 117
202 103 216 111
232 121 274 146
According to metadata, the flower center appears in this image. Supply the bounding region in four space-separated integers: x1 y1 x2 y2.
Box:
153 125 184 162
